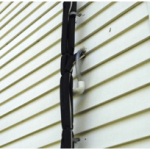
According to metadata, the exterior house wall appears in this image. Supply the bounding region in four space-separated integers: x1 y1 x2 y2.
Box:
0 1 150 148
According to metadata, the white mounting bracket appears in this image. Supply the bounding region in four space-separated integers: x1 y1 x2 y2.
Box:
73 81 85 96
73 49 86 96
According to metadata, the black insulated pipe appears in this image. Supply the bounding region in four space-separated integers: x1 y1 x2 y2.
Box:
60 2 77 148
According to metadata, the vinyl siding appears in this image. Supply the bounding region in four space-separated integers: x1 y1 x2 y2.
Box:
0 1 150 148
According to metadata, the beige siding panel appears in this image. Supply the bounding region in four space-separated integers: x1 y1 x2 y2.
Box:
1 30 150 114
0 2 147 92
0 42 61 93
41 141 61 149
112 136 150 148
73 86 150 134
1 110 150 148
0 1 12 14
0 2 135 67
0 2 20 22
0 1 92 43
0 2 111 90
0 2 44 48
1 84 150 146
0 14 149 108
0 71 60 116
0 56 150 145
1 20 149 116
0 13 62 81
0 2 103 72
0 2 44 38
1 40 150 131
0 2 57 49
1 123 62 148
0 2 89 60
0 2 31 30
0 89 60 131
0 3 146 86
75 2 148 53
74 110 150 148
75 2 139 45
0 105 61 145
0 56 60 105
0 1 150 148
74 60 150 114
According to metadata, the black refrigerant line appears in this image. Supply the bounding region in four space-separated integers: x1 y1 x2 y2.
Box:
60 1 84 148
60 2 76 148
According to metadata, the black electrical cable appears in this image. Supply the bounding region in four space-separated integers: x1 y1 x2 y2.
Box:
60 2 77 148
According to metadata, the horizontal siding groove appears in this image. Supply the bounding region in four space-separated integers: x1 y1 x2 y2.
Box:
0 40 61 92
1 83 150 134
75 108 150 136
0 85 59 118
0 2 13 14
86 15 148 54
0 2 32 30
1 106 150 147
0 2 110 80
1 51 150 106
82 36 150 76
0 2 59 50
84 58 150 93
0 2 21 22
0 1 89 43
0 3 148 86
0 5 62 60
0 38 150 115
73 82 150 118
0 35 149 105
0 1 89 57
76 17 149 74
1 45 61 93
77 2 91 12
107 135 150 148
0 2 90 58
0 6 148 88
0 22 149 105
1 109 150 148
0 40 149 115
74 83 150 115
0 69 60 106
0 2 89 61
1 63 150 132
39 141 61 149
0 103 60 133
75 2 115 31
1 76 150 133
0 22 61 70
1 2 149 148
75 2 141 46
0 2 138 69
0 122 61 148
74 110 150 148
0 2 45 48
0 2 46 39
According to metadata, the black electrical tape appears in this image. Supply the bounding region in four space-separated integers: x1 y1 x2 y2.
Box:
67 2 77 55
65 54 76 72
60 2 77 148
61 2 70 55
61 54 71 75
61 129 72 148
60 73 72 129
